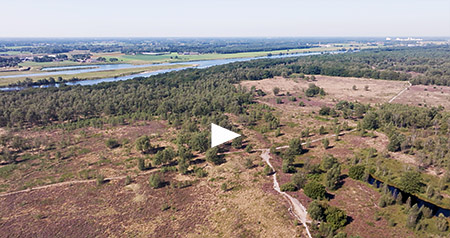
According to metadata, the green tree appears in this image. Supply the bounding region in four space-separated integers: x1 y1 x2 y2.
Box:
244 158 253 169
178 157 189 175
280 182 297 191
96 173 105 186
387 133 405 152
149 173 163 189
437 213 449 232
400 171 422 194
231 136 243 149
274 128 281 137
325 206 347 231
362 111 379 130
291 171 307 189
206 147 223 165
348 165 365 180
273 87 280 96
136 135 152 154
322 138 330 149
287 138 303 155
319 125 327 135
325 165 341 191
264 165 273 175
304 181 326 200
308 201 325 221
190 131 209 152
137 158 146 171
406 204 420 228
322 155 338 170
420 206 433 219
245 144 253 153
395 192 403 205
105 138 120 149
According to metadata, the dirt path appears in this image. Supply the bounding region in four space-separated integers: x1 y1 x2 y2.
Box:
388 81 411 103
260 149 313 238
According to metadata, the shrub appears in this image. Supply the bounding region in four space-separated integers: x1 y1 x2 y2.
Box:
322 138 330 149
206 147 224 165
178 158 189 175
308 201 325 221
305 83 324 97
395 192 403 205
96 174 105 186
291 172 307 189
105 138 120 149
325 206 348 231
437 213 449 232
334 232 347 238
282 161 296 173
137 158 146 171
420 206 433 219
221 182 228 191
124 175 132 185
406 204 420 228
322 155 338 170
304 181 326 200
194 167 207 178
273 87 280 96
245 144 253 153
264 165 273 175
319 106 331 116
287 138 303 155
325 165 341 191
231 136 243 149
171 180 193 189
348 165 365 180
161 203 171 211
149 173 163 188
319 125 327 135
136 135 152 153
280 182 297 192
244 158 253 169
400 171 422 194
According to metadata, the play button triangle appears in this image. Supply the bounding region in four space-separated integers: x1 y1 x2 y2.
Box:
211 123 241 148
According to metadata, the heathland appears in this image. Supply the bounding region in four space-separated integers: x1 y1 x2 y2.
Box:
0 44 449 238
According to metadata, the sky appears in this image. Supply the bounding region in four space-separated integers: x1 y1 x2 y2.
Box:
0 0 449 37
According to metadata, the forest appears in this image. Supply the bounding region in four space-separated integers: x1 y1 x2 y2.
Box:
0 37 375 55
0 45 449 128
0 56 21 67
360 103 450 171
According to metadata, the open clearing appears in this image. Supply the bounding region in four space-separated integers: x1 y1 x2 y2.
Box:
394 84 450 109
241 75 409 105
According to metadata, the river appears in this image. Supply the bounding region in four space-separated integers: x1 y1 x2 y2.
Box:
0 51 341 91
368 174 450 217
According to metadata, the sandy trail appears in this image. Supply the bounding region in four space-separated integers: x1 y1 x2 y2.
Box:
260 149 313 238
388 81 411 103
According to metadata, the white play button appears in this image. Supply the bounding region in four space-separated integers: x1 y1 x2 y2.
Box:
211 123 241 148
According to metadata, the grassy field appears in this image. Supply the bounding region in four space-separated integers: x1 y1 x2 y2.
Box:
0 51 32 56
95 44 381 65
0 64 192 86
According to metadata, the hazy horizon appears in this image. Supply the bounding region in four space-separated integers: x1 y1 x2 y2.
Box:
1 0 449 38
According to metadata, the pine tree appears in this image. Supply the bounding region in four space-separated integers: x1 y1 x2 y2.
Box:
406 204 420 228
395 192 403 205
